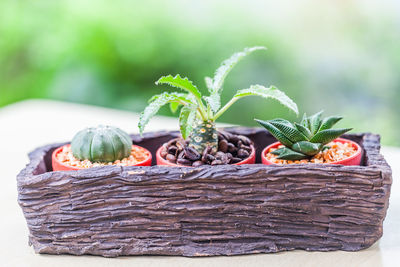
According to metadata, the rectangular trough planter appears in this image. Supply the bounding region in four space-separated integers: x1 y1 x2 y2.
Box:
17 127 392 257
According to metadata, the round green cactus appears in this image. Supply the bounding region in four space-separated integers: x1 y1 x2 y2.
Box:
71 125 132 162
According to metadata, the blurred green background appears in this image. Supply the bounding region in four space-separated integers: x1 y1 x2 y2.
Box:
1 0 399 146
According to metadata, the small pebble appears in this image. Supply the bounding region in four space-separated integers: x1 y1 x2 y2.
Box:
218 139 228 152
168 146 178 155
238 135 251 145
177 158 191 165
231 157 243 163
192 160 204 167
160 147 168 158
184 147 201 161
166 154 176 163
211 159 223 165
229 135 239 144
228 143 237 154
237 149 250 158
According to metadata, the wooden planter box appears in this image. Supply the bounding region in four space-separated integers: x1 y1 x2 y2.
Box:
17 128 392 257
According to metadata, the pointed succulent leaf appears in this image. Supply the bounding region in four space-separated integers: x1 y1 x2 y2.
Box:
156 74 202 99
294 122 312 139
169 102 180 113
268 120 308 143
179 105 197 139
234 85 299 115
318 116 343 132
309 128 352 145
275 147 309 160
139 92 190 134
309 110 324 134
270 147 286 155
322 145 331 151
211 46 266 94
269 118 293 127
301 113 309 128
292 141 322 156
255 119 294 147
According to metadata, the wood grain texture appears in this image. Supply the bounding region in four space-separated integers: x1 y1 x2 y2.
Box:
17 128 392 257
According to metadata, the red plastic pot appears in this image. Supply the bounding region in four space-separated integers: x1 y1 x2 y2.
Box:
156 142 256 166
261 138 362 166
52 144 152 171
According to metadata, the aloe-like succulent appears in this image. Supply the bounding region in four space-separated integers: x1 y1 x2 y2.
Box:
139 46 298 153
255 111 352 160
71 125 132 162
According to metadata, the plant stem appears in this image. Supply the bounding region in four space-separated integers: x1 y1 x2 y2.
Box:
195 98 208 121
189 120 218 153
212 97 238 121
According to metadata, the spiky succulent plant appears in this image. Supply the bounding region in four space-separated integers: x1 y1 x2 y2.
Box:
138 46 298 153
255 111 352 160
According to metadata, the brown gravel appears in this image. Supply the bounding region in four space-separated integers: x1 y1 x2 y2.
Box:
56 145 149 168
161 131 253 166
266 141 357 164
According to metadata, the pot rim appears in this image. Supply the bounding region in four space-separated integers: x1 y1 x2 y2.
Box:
52 144 152 171
261 137 362 165
156 138 256 167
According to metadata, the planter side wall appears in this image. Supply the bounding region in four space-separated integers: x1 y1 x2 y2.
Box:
17 129 392 257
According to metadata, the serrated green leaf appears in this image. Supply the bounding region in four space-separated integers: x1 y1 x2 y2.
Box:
156 74 202 99
203 93 221 113
309 128 352 145
294 122 312 139
318 116 343 132
269 120 308 143
292 141 322 156
139 92 191 135
179 105 197 139
275 147 308 160
309 110 323 134
234 85 298 115
148 92 189 104
255 119 294 147
169 102 180 113
211 46 266 94
205 76 213 90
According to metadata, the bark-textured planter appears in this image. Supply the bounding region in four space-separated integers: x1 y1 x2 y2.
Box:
17 128 392 257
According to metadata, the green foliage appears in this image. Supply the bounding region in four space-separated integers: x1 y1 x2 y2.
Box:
71 125 132 162
256 111 352 160
232 85 298 118
156 75 202 100
205 46 266 112
139 47 298 153
138 92 191 134
179 105 196 139
0 1 399 146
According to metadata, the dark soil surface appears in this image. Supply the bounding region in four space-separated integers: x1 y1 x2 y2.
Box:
160 131 253 166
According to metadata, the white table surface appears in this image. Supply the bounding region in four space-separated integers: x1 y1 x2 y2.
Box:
1 99 398 267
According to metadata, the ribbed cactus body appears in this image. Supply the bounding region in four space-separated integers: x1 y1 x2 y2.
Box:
71 125 132 162
188 120 218 153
